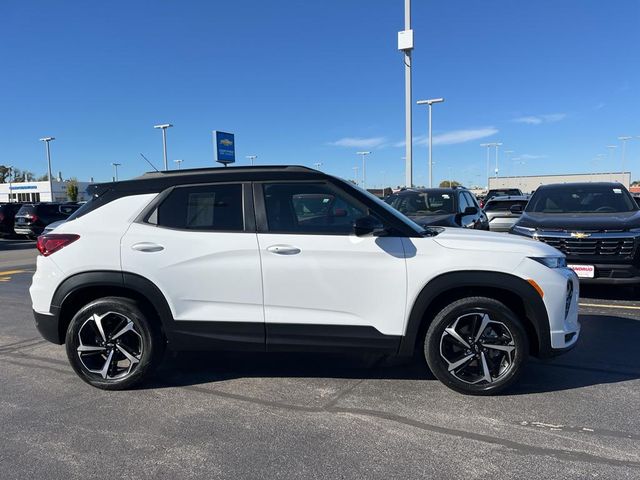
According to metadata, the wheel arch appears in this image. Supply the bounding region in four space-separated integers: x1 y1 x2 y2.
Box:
398 271 551 358
51 271 174 345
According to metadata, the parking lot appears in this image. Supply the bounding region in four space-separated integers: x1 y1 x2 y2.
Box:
0 237 638 479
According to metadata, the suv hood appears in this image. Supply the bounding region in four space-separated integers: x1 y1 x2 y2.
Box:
433 227 559 256
517 211 640 231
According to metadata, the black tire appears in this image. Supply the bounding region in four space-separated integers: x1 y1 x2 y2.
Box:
65 296 165 390
424 296 528 395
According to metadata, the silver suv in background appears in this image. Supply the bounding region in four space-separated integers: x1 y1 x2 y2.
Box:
484 195 530 232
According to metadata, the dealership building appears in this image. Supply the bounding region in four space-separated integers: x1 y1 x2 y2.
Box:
488 172 631 193
0 179 93 203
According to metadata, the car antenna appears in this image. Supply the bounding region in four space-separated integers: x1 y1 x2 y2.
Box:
139 153 159 172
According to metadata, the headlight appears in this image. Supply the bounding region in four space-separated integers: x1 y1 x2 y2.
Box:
530 256 567 269
512 225 536 236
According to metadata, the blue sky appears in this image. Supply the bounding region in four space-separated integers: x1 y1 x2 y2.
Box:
1 0 639 187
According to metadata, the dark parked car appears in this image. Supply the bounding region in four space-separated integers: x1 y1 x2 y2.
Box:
481 188 523 208
510 182 640 284
385 187 489 229
14 203 80 239
484 195 529 232
0 203 24 237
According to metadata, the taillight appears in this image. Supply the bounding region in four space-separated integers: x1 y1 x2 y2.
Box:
30 214 39 223
36 234 80 256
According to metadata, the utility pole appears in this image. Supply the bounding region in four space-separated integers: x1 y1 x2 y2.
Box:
357 151 371 189
417 98 445 187
399 0 414 187
39 137 55 201
153 124 173 170
111 163 121 181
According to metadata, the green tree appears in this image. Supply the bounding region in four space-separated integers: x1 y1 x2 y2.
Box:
0 165 9 183
66 179 79 202
439 180 461 188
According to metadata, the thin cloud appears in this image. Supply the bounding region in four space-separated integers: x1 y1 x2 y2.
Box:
513 113 566 125
520 154 548 160
395 127 498 147
328 137 387 148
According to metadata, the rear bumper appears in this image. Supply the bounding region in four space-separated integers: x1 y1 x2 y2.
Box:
14 226 41 236
33 309 63 345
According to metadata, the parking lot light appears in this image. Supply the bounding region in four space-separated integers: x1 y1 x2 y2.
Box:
111 163 121 181
153 124 173 171
246 155 257 166
173 159 183 170
39 137 55 201
417 98 445 188
357 151 371 189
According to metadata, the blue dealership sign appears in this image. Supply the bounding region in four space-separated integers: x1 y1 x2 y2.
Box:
214 131 235 165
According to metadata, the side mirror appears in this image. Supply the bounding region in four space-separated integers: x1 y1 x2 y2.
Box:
463 206 478 215
353 215 385 237
510 205 523 214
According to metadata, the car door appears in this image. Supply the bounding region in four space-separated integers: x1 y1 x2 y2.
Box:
121 182 265 340
254 181 408 350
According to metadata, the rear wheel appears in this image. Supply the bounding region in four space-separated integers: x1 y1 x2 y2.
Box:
424 297 528 395
65 297 165 390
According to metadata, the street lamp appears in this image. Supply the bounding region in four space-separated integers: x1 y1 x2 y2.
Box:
313 162 323 170
356 151 371 189
174 159 183 170
111 163 122 181
7 166 12 203
153 124 173 171
618 136 632 171
246 155 257 166
417 97 445 188
39 137 55 201
352 165 359 185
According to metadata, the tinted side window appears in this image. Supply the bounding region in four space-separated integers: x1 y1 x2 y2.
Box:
263 182 368 234
458 192 470 211
463 192 478 209
157 184 244 231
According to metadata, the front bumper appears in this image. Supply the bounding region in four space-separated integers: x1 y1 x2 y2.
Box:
567 261 640 285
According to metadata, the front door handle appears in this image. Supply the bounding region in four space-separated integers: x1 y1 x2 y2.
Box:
131 242 164 253
266 244 301 255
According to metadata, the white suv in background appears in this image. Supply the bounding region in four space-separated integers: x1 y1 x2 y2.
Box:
30 166 580 395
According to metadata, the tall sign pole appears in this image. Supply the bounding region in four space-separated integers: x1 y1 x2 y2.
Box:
399 0 414 187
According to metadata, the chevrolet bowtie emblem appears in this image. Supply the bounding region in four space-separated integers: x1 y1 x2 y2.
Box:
570 232 591 239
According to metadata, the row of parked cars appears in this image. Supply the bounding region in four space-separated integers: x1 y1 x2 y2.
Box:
384 182 640 285
0 202 81 239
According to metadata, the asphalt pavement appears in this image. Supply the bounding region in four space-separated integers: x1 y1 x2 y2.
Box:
1 238 639 479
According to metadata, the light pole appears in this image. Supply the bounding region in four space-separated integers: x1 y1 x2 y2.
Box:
480 143 491 188
153 124 173 171
313 162 323 170
174 159 183 170
357 151 371 189
417 98 445 188
111 163 121 181
7 166 12 203
246 155 257 166
399 0 414 187
352 166 359 185
619 136 632 171
39 137 55 201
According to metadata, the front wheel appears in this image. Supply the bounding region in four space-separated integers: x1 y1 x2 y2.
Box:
424 297 528 395
65 297 165 390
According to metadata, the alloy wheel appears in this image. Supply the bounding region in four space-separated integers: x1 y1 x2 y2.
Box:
76 312 143 380
439 312 516 385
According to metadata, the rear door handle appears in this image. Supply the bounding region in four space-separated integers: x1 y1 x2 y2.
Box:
131 242 164 253
266 245 301 255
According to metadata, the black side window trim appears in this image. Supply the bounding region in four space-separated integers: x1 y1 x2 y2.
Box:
254 180 392 236
135 182 255 233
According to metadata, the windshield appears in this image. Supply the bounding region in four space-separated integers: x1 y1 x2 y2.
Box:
526 185 637 214
385 191 456 216
347 183 428 233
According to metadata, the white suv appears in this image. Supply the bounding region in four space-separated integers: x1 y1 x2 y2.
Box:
30 166 580 395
